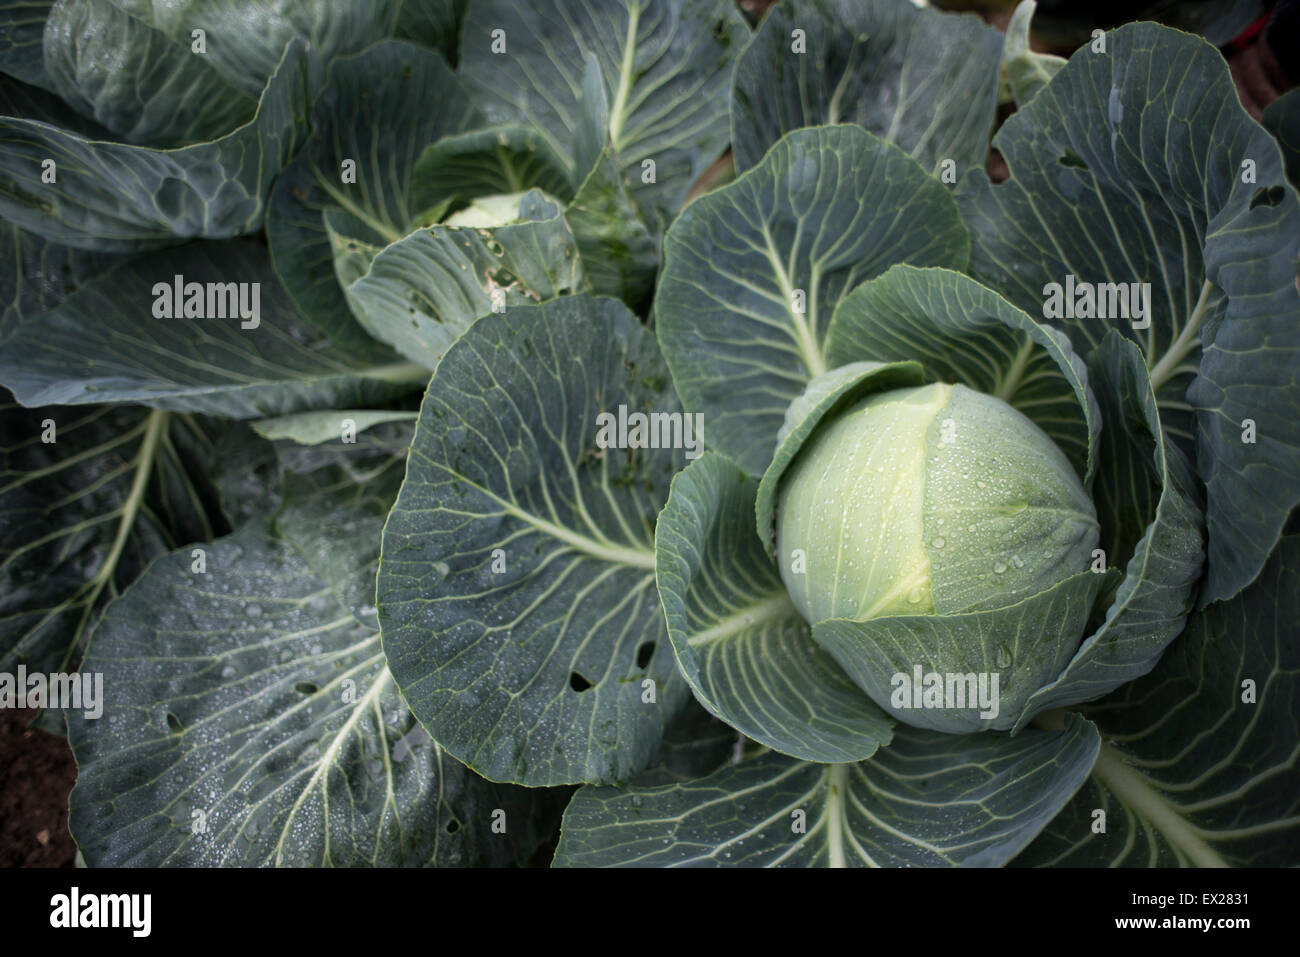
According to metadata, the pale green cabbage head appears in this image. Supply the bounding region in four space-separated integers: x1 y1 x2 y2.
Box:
776 381 1098 624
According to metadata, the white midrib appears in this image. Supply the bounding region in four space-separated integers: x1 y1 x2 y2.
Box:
493 495 656 570
1090 741 1229 868
761 227 827 377
63 410 168 670
606 2 641 151
1148 279 1212 392
363 361 432 384
497 144 526 192
825 63 853 126
685 591 797 648
854 564 933 621
315 175 404 246
826 34 866 126
275 670 393 865
994 336 1035 403
825 764 848 868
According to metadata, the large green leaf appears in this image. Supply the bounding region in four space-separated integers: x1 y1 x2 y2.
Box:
1015 536 1300 867
1 395 229 676
656 452 894 763
656 125 969 477
2 224 211 681
0 227 232 679
0 39 312 250
826 265 1100 484
265 41 479 343
458 0 748 230
43 0 256 147
66 446 564 866
731 0 1002 176
1014 334 1203 728
0 239 426 415
334 193 585 370
554 714 1099 866
957 23 1300 605
378 296 689 787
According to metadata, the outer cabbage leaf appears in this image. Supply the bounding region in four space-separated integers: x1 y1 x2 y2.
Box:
67 433 565 866
0 239 426 415
378 296 689 787
825 265 1100 486
458 0 748 230
0 40 313 250
656 452 895 763
731 0 1002 176
957 22 1300 604
103 0 463 96
43 0 256 147
265 41 479 344
1013 334 1203 727
0 220 115 340
332 193 585 371
554 714 1099 867
1016 537 1300 867
0 0 56 88
656 125 968 477
1 395 229 677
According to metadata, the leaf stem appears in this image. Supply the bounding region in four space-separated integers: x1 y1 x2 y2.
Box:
685 592 797 647
315 175 405 246
364 361 433 384
1089 740 1229 868
607 2 641 150
994 335 1035 403
1148 280 1212 392
495 497 657 569
63 410 168 670
761 227 827 377
826 764 848 868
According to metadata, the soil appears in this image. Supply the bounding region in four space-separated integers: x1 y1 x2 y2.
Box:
0 708 78 867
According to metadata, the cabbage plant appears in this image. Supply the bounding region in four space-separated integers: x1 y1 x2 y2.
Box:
0 0 1297 870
